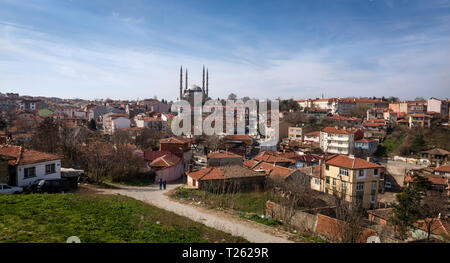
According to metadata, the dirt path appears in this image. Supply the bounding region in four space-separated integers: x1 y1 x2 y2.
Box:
93 183 293 243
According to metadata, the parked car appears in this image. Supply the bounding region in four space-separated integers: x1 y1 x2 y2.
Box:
28 179 71 193
0 183 23 194
385 181 392 189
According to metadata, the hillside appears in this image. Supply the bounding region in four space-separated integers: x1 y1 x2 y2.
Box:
377 125 450 157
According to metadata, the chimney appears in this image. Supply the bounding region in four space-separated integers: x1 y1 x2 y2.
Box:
366 157 371 162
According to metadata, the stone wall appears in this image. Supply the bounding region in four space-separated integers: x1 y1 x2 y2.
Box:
266 201 379 243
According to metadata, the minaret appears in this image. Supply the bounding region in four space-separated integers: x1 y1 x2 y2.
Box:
202 65 205 99
206 68 209 97
185 68 188 91
179 66 183 100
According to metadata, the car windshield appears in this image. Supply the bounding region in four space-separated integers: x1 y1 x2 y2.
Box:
32 180 44 186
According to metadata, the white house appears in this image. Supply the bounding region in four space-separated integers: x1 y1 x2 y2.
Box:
105 114 131 133
320 127 363 155
0 145 61 187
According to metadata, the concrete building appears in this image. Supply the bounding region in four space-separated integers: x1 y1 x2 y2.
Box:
288 126 303 141
303 131 320 144
324 155 382 208
427 98 449 118
320 127 364 155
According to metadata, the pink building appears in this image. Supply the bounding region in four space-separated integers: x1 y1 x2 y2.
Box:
149 153 183 183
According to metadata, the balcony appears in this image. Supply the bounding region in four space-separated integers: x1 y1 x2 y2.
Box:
327 136 349 141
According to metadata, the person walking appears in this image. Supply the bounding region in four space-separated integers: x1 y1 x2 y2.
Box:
163 180 167 190
159 178 163 190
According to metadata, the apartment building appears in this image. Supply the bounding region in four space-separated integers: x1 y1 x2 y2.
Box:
297 98 338 114
427 98 449 118
288 126 303 141
320 127 364 155
304 131 320 144
104 114 131 134
324 155 382 208
336 98 356 115
406 100 427 115
408 114 431 128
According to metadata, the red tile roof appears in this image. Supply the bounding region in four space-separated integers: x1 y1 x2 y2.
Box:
0 145 61 165
355 139 377 143
149 153 181 168
244 160 296 180
415 217 450 237
435 164 450 173
159 137 190 144
304 131 320 137
144 150 174 161
321 127 359 135
187 166 264 181
207 151 242 159
405 174 448 186
254 151 295 164
325 155 382 169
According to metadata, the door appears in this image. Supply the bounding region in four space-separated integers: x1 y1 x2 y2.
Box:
8 166 17 186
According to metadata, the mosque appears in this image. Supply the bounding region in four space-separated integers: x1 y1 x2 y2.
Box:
179 65 210 104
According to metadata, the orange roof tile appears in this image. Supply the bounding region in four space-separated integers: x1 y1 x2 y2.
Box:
150 153 181 168
207 151 242 159
304 131 320 137
435 164 450 173
0 145 61 165
325 155 382 169
254 151 295 164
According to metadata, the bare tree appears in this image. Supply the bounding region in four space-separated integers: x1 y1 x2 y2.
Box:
31 118 60 154
135 128 162 150
333 196 365 243
203 135 222 153
417 193 448 241
111 129 132 147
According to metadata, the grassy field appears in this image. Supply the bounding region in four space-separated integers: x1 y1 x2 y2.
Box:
0 193 247 243
173 187 281 215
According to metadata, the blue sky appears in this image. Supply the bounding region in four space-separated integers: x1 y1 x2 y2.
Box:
1 0 450 101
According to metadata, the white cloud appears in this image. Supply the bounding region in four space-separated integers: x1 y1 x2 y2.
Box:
0 21 449 101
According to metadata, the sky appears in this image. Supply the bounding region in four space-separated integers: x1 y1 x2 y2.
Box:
1 0 450 101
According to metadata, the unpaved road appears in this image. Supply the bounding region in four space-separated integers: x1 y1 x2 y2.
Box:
93 183 293 243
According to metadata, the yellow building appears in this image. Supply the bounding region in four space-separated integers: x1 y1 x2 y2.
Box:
288 127 303 141
324 155 382 208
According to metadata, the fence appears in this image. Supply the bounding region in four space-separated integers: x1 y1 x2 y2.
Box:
266 201 381 243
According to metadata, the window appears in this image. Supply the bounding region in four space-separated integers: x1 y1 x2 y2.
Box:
356 170 365 177
339 168 348 176
45 164 56 174
24 167 36 179
326 165 330 171
326 176 330 185
332 178 337 186
371 181 377 190
374 169 378 176
370 195 375 204
342 181 347 191
314 179 320 185
356 182 364 192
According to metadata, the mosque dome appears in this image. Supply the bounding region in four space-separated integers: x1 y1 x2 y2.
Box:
188 84 202 92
